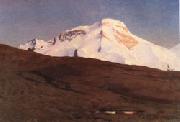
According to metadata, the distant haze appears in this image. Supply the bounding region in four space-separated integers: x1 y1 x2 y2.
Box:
0 0 179 48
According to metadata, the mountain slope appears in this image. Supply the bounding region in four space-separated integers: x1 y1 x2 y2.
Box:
20 18 180 71
171 43 180 57
1 44 180 122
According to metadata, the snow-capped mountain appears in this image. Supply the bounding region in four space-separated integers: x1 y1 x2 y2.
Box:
20 18 180 71
171 44 180 57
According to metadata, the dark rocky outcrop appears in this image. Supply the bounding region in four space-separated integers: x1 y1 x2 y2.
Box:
59 30 86 41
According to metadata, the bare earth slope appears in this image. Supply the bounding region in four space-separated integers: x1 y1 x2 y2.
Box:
0 44 180 122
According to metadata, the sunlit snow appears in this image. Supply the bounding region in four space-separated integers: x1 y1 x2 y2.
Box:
19 18 180 71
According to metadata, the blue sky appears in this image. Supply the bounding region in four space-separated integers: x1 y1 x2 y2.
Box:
0 0 179 47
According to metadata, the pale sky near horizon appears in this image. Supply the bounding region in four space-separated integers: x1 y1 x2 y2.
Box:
0 0 179 48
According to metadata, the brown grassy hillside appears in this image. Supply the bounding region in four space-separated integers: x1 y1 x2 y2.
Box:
0 44 180 122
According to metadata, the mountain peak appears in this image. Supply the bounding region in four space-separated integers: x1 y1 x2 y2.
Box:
99 18 136 49
101 18 127 27
100 18 129 33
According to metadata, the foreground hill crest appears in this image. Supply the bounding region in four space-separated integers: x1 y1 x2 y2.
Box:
1 44 180 121
19 18 180 71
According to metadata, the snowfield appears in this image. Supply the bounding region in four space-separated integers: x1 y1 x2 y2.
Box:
20 18 180 71
171 43 180 58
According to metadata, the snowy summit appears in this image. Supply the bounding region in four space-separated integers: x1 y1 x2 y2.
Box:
20 18 180 71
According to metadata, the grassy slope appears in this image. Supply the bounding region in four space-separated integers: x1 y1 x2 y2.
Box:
0 44 180 122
